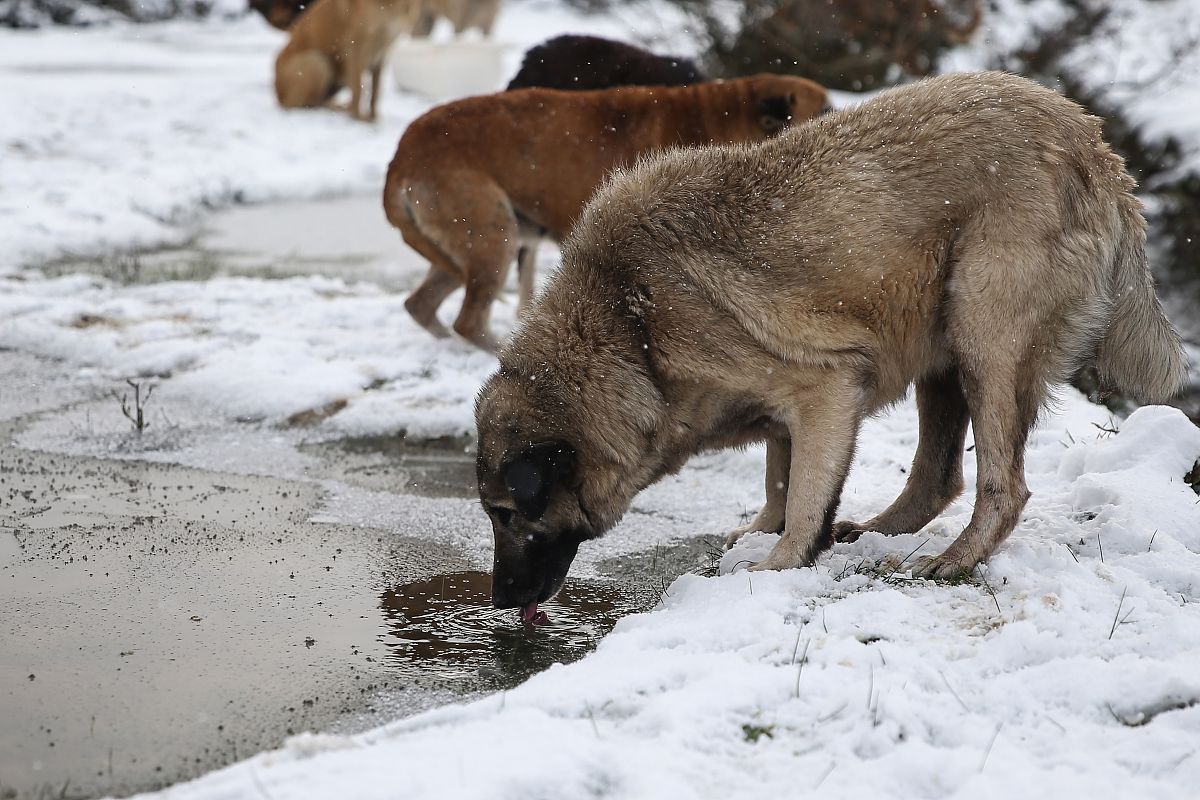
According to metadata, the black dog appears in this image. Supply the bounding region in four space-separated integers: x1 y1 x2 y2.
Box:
506 34 705 91
505 35 706 294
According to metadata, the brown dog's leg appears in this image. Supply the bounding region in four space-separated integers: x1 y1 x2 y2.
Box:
367 60 383 122
725 436 790 549
341 49 369 120
750 379 861 571
391 195 467 336
835 369 969 542
456 261 510 352
405 266 462 338
906 367 1038 580
515 242 538 316
446 193 520 351
397 178 518 350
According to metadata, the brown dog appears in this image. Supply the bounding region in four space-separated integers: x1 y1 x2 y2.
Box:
473 72 1185 614
274 0 420 121
383 74 828 350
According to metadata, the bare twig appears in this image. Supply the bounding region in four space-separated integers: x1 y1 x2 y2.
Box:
813 761 836 789
939 670 970 712
1108 587 1131 640
794 638 810 697
884 539 930 580
585 704 601 739
790 627 804 664
979 723 1003 772
817 702 848 723
113 379 154 432
979 571 1002 616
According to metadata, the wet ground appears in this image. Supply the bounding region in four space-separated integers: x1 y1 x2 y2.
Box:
0 364 710 800
1 198 717 799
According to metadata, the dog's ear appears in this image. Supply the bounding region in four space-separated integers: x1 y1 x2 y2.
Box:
758 95 793 136
503 441 576 522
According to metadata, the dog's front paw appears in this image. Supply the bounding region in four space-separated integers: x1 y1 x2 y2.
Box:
747 539 816 572
882 552 977 583
833 520 871 543
724 522 760 550
747 551 809 572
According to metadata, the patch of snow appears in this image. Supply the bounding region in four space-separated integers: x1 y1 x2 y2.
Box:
124 398 1200 799
0 0 690 273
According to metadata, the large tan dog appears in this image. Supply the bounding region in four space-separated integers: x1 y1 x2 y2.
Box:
474 71 1187 616
274 0 420 121
383 75 828 350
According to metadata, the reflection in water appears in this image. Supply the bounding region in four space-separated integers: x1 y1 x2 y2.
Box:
379 571 631 687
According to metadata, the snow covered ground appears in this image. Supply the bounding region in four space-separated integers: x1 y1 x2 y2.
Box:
3 1 1200 798
128 396 1200 800
0 0 688 272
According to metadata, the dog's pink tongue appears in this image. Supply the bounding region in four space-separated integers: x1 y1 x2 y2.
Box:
520 602 549 626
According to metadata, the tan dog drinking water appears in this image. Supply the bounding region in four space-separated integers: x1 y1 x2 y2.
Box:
473 72 1185 615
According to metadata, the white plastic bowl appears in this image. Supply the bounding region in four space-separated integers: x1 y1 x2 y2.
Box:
389 39 515 102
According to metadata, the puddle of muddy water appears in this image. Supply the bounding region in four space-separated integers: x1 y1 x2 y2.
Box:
0 441 472 800
0 416 702 800
380 571 632 687
37 195 423 290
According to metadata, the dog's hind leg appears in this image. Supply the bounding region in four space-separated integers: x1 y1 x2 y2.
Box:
275 51 336 109
835 368 969 542
405 266 462 338
340 47 371 120
393 177 519 350
444 188 520 351
515 240 538 316
388 190 466 337
906 365 1037 580
366 60 383 122
904 287 1048 580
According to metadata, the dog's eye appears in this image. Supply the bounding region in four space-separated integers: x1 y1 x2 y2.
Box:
491 507 514 527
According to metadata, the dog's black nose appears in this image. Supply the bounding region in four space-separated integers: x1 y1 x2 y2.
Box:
489 573 542 609
490 576 529 609
491 583 517 609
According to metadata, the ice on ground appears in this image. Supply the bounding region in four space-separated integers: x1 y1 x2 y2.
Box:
126 399 1200 800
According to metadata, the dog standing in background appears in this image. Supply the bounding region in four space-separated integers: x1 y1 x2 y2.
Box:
502 35 708 288
383 74 828 350
473 72 1185 616
506 35 705 91
274 0 421 120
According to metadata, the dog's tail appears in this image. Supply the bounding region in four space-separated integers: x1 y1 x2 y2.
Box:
1095 212 1187 403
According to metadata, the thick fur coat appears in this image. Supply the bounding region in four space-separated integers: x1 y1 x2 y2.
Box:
474 71 1186 612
